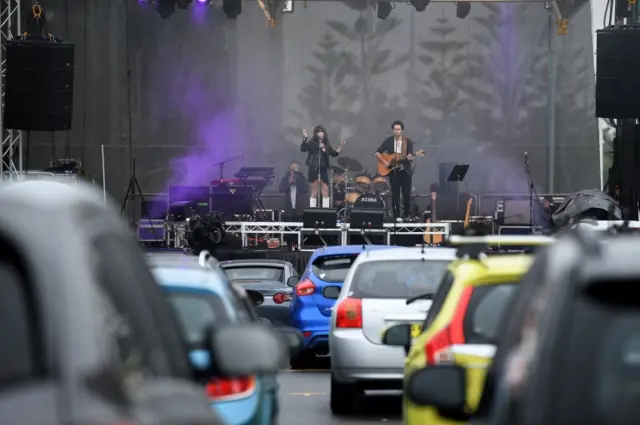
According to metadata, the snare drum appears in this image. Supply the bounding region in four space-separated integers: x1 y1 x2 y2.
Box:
354 174 372 193
372 175 389 194
353 193 386 210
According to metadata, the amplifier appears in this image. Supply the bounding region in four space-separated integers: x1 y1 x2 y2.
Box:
211 185 253 219
137 219 166 243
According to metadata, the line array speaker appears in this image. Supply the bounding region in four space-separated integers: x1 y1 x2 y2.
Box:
3 40 75 131
596 27 640 119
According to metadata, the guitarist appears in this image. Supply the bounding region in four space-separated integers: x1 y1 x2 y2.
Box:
375 121 415 221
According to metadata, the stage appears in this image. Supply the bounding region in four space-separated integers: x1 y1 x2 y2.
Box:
139 219 451 249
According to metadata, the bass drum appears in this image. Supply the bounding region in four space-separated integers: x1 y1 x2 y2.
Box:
353 193 386 210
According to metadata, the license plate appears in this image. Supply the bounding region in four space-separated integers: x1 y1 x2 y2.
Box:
410 324 423 338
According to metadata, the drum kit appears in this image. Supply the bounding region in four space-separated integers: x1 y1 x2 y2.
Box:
330 157 390 219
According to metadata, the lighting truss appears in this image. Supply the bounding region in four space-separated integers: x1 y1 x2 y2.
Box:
0 0 22 181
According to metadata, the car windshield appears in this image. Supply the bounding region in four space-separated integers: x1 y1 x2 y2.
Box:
349 259 451 299
167 291 230 344
464 283 518 344
312 254 360 283
223 265 284 282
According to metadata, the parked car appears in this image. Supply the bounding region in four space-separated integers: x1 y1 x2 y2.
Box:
329 246 457 414
384 235 552 425
407 229 640 425
232 279 294 327
0 181 286 425
288 245 400 369
220 259 299 285
149 253 301 425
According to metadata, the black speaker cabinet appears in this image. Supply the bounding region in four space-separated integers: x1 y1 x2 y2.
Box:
596 27 640 118
3 40 75 131
303 208 337 228
438 162 457 193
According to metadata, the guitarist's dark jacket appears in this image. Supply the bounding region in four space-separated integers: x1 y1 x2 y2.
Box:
376 136 415 175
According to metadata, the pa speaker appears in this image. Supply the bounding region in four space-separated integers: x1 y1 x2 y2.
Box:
596 27 640 118
3 40 75 131
303 208 337 228
350 208 384 229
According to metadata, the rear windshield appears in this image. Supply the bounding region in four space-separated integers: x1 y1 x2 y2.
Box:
167 292 230 344
349 259 451 299
223 266 284 282
312 254 359 283
550 282 640 425
464 283 518 344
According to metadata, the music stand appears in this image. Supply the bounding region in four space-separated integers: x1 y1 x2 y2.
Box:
446 164 470 216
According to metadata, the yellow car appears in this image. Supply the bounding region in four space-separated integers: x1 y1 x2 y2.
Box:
382 236 551 425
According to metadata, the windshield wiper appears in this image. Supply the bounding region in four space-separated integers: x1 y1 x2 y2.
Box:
406 292 434 305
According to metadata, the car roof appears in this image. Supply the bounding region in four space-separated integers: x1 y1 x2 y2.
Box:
152 265 229 293
146 254 204 269
219 259 288 267
355 247 457 263
452 254 535 286
310 244 399 259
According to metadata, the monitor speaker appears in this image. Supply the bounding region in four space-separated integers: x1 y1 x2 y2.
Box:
303 208 337 228
3 40 75 131
596 27 640 118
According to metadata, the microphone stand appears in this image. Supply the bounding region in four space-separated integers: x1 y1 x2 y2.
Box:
317 141 323 208
213 154 244 180
524 152 536 231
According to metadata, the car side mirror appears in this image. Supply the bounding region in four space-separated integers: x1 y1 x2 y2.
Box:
322 286 341 299
272 326 304 356
245 289 264 306
208 324 287 376
406 365 469 420
286 276 300 287
381 323 412 347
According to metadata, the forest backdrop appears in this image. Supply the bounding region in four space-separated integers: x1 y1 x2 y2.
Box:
26 0 598 209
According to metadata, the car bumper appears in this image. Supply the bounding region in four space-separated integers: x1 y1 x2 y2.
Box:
330 329 405 386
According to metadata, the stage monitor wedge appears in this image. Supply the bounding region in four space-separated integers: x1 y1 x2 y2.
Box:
350 208 384 229
303 208 337 229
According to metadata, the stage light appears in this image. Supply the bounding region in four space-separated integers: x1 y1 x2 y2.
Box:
176 0 192 9
410 0 430 12
195 0 210 4
155 0 175 18
282 0 294 13
455 1 470 18
223 0 242 18
377 2 392 19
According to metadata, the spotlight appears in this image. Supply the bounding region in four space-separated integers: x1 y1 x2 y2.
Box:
455 1 470 19
377 2 392 19
195 0 210 4
282 0 294 13
155 0 175 18
223 0 242 18
186 212 226 254
410 0 430 12
176 0 193 9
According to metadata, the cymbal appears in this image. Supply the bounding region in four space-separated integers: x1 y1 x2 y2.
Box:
337 157 363 172
329 165 345 174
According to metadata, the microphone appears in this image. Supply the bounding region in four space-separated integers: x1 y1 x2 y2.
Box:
524 151 529 165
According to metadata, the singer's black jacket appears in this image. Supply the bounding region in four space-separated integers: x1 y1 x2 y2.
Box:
301 137 339 170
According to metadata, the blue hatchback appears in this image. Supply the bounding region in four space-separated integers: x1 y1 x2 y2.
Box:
288 245 399 368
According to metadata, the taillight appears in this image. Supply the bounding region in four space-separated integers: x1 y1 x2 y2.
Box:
205 376 256 401
273 292 291 304
335 298 362 328
295 279 316 296
424 286 473 364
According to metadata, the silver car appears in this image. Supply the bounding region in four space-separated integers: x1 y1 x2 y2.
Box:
328 247 457 415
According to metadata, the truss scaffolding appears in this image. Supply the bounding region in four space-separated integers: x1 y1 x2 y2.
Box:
0 0 22 181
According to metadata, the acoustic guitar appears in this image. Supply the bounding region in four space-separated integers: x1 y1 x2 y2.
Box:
377 150 425 177
423 194 474 244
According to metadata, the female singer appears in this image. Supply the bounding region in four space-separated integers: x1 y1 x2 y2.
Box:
300 125 346 208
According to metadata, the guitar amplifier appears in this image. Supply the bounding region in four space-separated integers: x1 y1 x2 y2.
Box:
211 184 253 219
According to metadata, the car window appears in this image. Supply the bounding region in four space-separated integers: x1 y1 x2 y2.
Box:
312 254 360 282
464 284 518 344
548 282 640 425
349 260 450 299
422 271 455 329
168 292 230 344
92 234 169 380
0 260 41 386
223 266 284 282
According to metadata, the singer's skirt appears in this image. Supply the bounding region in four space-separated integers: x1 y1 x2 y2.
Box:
308 167 329 184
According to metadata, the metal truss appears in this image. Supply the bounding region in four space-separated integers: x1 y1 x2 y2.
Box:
0 0 22 181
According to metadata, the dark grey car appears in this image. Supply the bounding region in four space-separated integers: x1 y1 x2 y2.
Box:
0 181 286 425
220 259 299 285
